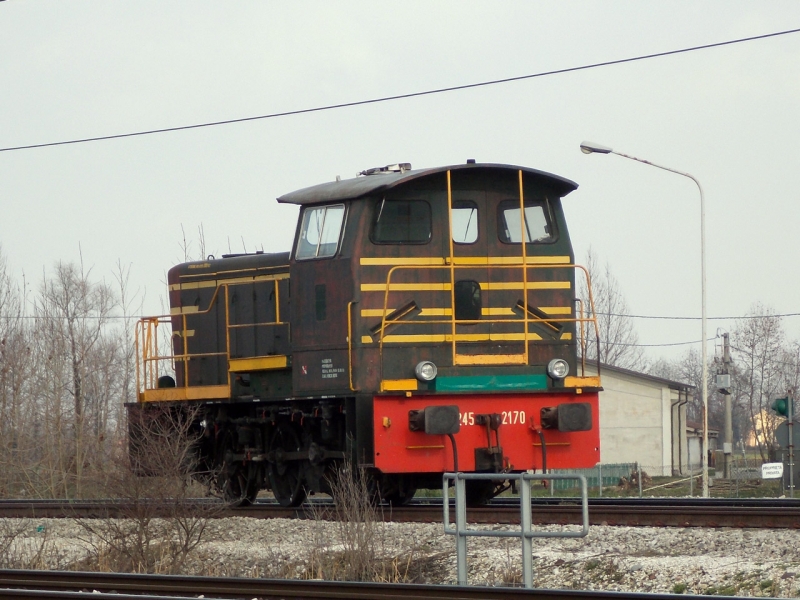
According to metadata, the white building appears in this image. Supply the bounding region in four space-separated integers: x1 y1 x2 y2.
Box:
584 362 694 476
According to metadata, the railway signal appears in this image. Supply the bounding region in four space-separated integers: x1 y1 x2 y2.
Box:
771 396 794 417
772 388 796 497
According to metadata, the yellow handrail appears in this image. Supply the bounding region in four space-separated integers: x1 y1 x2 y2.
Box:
518 170 530 366
375 262 599 375
135 278 289 398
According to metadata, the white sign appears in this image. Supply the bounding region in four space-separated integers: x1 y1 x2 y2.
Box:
761 462 784 479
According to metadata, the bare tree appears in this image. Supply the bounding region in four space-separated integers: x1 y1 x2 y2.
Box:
641 305 800 464
178 223 208 264
111 260 144 434
77 404 218 574
579 249 647 370
0 248 38 497
0 253 158 500
778 342 800 398
730 303 786 460
648 348 713 427
28 260 119 497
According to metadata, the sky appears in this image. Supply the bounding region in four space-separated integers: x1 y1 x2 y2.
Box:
1 2 799 365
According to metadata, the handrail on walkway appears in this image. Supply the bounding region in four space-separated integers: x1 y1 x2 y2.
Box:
443 472 589 588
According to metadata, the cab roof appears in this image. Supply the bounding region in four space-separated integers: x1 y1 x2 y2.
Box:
276 163 578 206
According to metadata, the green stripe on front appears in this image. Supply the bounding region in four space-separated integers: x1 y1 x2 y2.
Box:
433 374 548 392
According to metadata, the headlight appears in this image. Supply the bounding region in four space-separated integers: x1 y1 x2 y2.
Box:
414 361 438 382
547 358 569 380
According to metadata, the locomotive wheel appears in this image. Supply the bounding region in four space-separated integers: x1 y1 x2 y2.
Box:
221 464 258 507
465 480 496 506
379 476 417 506
268 422 306 507
217 430 258 507
382 486 417 506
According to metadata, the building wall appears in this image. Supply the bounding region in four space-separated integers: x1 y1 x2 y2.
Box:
672 399 689 476
586 365 678 476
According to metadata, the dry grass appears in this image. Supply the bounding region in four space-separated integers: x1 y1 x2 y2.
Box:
73 405 222 574
0 519 58 569
303 462 420 583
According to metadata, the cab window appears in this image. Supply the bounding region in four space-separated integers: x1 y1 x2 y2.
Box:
497 200 553 244
371 199 431 244
452 201 478 244
295 204 345 259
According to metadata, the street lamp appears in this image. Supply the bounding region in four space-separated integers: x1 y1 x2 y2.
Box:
580 141 709 498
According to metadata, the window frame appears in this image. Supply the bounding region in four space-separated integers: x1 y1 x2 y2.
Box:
294 203 347 260
370 198 433 245
496 198 557 245
451 200 479 245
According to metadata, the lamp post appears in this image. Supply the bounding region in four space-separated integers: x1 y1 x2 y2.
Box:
580 141 709 498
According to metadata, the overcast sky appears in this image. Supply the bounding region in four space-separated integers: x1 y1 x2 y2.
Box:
1 2 799 364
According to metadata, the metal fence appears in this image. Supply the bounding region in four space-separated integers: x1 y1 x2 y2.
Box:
544 458 788 498
549 463 635 494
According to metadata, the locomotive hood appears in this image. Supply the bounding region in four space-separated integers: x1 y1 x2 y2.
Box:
276 162 578 205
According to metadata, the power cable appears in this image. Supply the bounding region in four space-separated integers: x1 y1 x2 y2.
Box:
597 311 800 321
602 339 706 348
1 27 799 153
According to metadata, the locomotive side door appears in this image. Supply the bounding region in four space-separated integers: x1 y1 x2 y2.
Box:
290 203 354 394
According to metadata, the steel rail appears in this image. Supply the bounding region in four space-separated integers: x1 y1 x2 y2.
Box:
0 498 799 528
0 569 763 600
0 591 200 600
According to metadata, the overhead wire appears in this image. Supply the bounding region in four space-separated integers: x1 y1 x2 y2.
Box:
597 311 800 321
600 338 708 348
1 27 799 153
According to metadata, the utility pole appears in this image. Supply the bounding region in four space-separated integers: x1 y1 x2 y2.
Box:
716 333 733 478
789 387 795 499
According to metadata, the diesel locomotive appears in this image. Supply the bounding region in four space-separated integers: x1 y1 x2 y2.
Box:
131 161 602 506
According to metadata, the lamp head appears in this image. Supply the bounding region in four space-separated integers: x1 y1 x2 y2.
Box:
580 141 613 155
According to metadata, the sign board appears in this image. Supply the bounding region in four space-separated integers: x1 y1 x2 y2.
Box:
761 462 784 479
776 421 800 448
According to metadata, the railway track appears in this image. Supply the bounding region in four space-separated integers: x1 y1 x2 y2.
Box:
0 497 798 528
0 569 761 599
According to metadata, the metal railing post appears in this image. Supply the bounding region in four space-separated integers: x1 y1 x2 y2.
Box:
521 474 533 588
455 474 468 586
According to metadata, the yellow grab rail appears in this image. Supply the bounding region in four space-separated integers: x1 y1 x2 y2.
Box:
135 278 289 400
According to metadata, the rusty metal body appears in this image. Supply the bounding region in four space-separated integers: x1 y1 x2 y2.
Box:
130 162 602 506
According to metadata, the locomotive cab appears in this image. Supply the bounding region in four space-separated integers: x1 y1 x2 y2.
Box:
281 163 588 394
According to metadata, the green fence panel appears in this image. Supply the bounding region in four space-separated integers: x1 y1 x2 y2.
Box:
549 463 636 492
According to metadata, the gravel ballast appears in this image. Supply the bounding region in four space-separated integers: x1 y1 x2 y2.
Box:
5 516 799 597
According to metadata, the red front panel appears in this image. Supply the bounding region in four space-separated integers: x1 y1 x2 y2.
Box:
373 393 599 473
